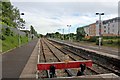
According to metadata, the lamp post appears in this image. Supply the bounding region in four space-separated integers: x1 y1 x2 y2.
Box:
96 13 104 49
67 25 71 41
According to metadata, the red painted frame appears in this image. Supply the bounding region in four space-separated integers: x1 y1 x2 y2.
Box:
37 60 92 70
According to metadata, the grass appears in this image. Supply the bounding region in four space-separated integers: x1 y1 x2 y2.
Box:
103 39 119 48
2 34 28 52
76 38 119 49
0 21 30 53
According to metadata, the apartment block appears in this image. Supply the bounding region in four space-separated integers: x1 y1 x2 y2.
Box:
79 17 120 38
89 23 96 36
96 17 120 36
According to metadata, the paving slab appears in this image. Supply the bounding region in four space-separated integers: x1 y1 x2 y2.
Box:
19 39 40 79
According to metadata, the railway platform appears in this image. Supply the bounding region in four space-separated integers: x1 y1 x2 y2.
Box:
49 39 120 60
19 39 40 78
2 39 39 79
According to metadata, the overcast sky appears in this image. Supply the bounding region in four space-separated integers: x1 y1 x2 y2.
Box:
10 0 119 35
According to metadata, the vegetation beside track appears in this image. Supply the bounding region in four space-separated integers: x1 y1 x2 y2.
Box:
0 1 39 53
1 34 28 52
46 32 120 48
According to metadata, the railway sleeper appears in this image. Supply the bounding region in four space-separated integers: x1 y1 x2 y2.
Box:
65 69 76 77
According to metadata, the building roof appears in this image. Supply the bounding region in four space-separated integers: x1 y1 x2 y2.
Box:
78 17 119 29
103 17 120 24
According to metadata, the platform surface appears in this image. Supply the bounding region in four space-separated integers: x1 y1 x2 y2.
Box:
49 39 120 60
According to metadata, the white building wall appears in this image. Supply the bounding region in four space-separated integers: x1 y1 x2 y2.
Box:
96 23 99 36
102 19 119 36
96 17 119 36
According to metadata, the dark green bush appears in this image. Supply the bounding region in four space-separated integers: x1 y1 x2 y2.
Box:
88 36 97 42
11 31 14 36
82 38 89 41
106 40 113 44
103 36 120 39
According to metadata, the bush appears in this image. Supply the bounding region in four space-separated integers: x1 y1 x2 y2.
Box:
88 36 97 42
11 31 14 36
103 36 120 39
118 40 120 46
106 40 113 44
82 38 89 41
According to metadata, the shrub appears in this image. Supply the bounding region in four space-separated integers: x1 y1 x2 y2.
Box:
106 40 113 44
82 38 89 41
11 31 14 36
103 36 120 39
88 36 97 42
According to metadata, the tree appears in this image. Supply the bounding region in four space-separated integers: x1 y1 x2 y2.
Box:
76 27 86 41
70 33 76 40
55 32 61 38
2 1 14 26
30 25 35 34
30 25 38 38
1 1 25 28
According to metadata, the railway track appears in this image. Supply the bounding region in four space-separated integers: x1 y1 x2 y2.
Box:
46 39 102 75
38 38 119 79
42 39 75 77
61 46 120 76
39 39 69 78
41 39 99 76
37 39 48 78
48 39 120 76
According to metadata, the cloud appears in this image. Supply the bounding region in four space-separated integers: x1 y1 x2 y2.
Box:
10 1 118 34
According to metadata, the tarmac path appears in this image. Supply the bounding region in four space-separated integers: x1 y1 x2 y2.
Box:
2 39 38 79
